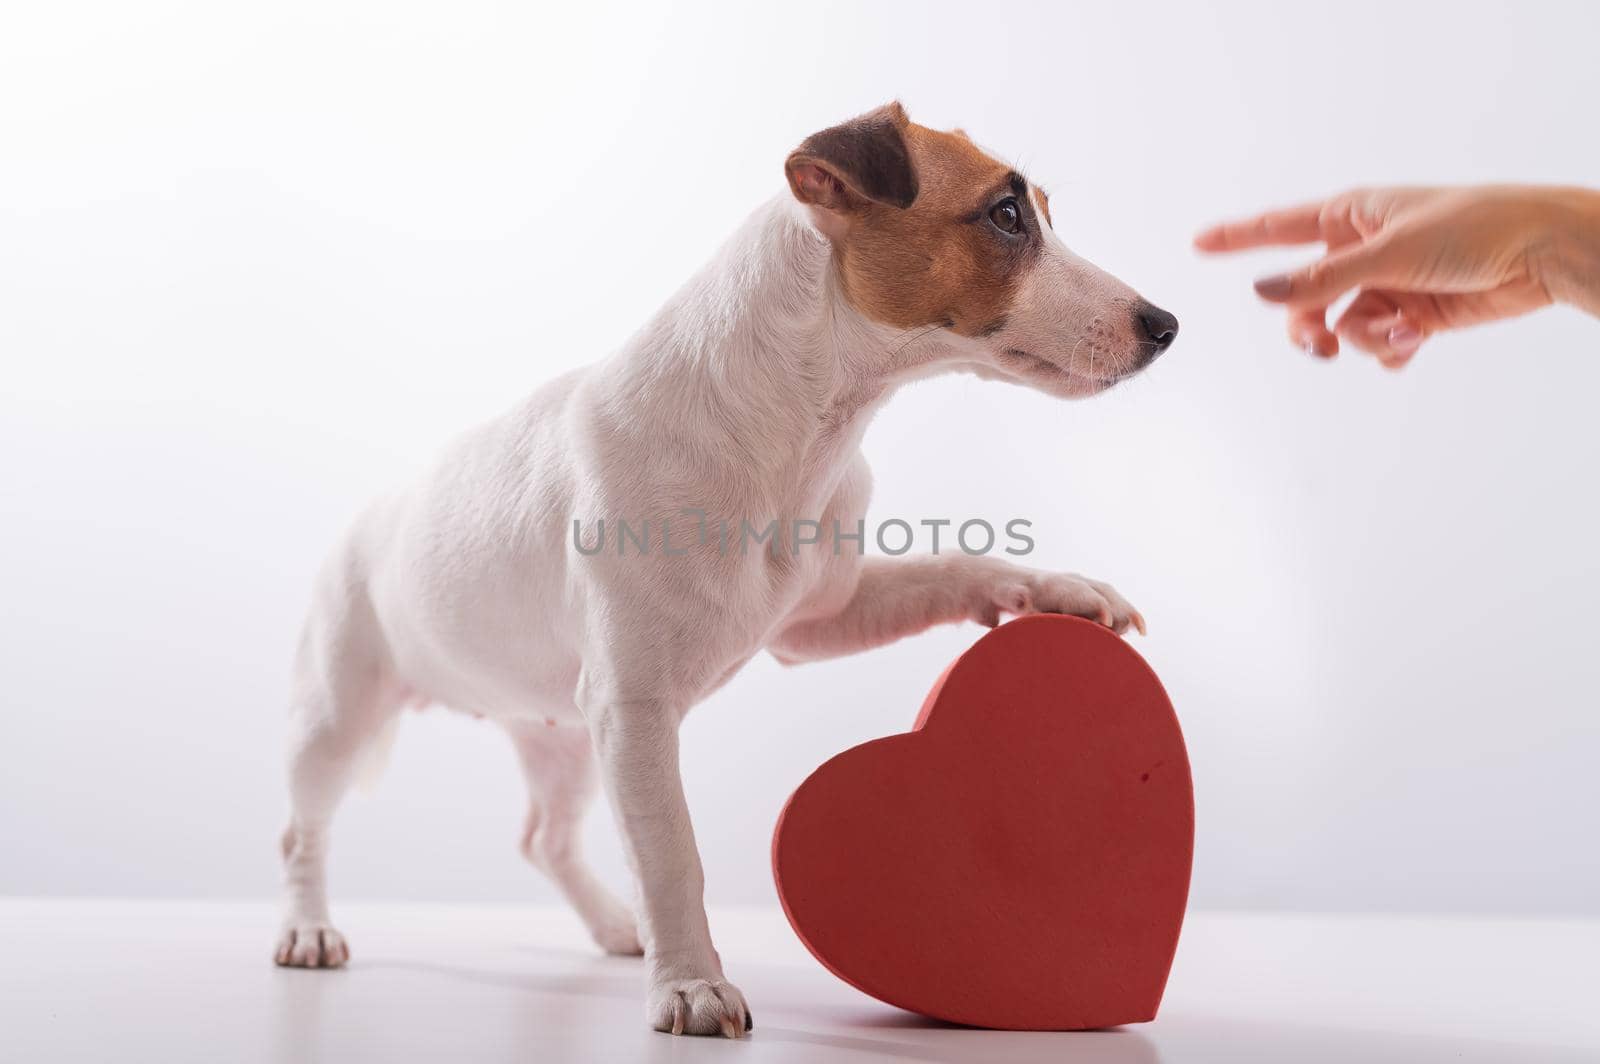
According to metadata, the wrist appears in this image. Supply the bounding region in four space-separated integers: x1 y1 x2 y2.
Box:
1532 187 1600 314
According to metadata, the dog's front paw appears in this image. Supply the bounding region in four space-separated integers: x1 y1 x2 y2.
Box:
978 570 1146 635
648 976 751 1038
273 921 350 968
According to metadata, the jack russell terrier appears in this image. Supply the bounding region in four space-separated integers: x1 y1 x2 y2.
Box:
273 102 1178 1038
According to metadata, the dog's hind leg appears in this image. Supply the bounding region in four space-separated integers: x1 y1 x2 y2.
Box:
507 720 643 956
274 562 402 969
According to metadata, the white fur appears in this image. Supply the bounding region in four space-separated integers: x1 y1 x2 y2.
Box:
274 192 1154 1037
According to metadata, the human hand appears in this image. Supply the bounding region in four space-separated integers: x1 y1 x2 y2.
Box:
1194 186 1599 369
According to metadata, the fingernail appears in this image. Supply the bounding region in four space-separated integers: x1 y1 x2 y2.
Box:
1254 274 1293 300
1388 324 1422 355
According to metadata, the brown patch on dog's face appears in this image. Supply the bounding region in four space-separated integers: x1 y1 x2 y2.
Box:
788 106 1044 336
787 104 1178 398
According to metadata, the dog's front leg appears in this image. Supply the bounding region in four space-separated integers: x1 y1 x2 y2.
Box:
771 555 1144 665
583 694 750 1038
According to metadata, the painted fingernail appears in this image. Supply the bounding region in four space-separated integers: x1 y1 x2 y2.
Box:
1254 274 1293 300
1388 324 1422 355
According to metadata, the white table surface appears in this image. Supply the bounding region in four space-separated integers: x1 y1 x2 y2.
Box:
2 899 1595 1063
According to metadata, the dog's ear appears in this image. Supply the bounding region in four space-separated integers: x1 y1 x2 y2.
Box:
785 102 919 218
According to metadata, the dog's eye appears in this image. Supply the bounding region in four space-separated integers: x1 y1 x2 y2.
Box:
989 198 1022 234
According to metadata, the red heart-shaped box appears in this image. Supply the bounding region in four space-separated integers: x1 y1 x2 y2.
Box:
772 614 1193 1030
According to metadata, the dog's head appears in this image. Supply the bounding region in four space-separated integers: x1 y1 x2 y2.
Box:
786 102 1177 397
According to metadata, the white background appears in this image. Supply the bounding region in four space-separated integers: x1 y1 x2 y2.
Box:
3 0 1597 916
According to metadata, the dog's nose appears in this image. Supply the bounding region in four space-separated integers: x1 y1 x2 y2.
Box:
1133 303 1179 355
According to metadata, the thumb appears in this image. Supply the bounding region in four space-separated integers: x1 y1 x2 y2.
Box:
1253 239 1400 308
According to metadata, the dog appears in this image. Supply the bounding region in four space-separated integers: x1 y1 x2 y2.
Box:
273 102 1178 1038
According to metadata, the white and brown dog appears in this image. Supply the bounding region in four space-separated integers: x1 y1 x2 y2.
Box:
274 102 1178 1037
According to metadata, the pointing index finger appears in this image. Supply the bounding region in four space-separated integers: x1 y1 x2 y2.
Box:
1193 202 1328 253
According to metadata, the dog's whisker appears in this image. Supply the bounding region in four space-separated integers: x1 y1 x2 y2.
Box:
884 321 948 369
